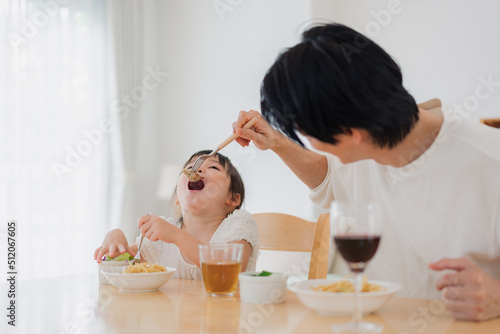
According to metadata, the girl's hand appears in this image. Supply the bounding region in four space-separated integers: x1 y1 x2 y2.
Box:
137 215 178 243
94 229 135 263
430 257 500 321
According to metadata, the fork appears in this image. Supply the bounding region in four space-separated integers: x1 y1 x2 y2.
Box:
190 117 258 174
132 211 152 265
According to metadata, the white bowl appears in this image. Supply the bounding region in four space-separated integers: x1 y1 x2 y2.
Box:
101 267 177 292
288 278 401 316
239 272 287 304
98 261 131 284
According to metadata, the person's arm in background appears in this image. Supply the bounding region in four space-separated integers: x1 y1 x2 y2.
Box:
234 110 328 190
429 186 500 322
429 258 500 321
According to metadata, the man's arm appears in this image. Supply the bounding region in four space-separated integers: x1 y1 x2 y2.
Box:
271 132 328 189
233 99 442 188
234 110 328 189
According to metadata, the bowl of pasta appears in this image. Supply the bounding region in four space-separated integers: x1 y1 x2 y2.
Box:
101 263 176 292
288 278 401 316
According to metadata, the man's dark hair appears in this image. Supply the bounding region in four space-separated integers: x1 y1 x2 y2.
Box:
260 23 419 148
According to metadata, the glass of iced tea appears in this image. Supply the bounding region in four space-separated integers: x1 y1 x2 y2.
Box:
199 243 243 297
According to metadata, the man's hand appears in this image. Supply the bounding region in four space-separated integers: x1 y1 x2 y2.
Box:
233 109 328 189
233 110 285 151
429 257 500 321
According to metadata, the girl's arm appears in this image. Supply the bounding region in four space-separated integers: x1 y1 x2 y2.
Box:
137 216 204 266
229 240 252 272
138 215 252 270
171 228 203 267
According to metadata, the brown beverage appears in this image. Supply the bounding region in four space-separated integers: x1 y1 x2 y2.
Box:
201 260 242 295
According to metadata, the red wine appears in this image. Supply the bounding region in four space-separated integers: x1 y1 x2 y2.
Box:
334 235 381 264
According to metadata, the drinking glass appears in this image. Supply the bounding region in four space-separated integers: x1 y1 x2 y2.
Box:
199 243 243 297
330 200 382 333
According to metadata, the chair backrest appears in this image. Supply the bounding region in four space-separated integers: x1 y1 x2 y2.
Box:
417 99 500 128
418 98 443 117
418 98 441 111
252 213 330 279
480 118 500 128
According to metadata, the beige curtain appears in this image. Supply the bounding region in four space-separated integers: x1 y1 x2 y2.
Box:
0 0 111 278
107 0 145 240
107 0 166 240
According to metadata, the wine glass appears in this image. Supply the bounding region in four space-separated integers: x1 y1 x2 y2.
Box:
330 200 382 333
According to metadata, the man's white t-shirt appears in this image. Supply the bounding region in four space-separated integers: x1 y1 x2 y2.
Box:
310 109 500 299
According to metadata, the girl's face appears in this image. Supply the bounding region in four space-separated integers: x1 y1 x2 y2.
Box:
176 156 240 214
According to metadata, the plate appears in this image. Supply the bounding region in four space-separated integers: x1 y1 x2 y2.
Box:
288 278 401 316
101 267 176 292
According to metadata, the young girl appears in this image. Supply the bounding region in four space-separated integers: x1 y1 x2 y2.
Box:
94 150 259 279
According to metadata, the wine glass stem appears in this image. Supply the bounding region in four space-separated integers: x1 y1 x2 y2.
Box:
352 270 363 325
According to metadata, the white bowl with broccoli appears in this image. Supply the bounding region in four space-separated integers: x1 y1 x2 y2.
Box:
98 253 134 284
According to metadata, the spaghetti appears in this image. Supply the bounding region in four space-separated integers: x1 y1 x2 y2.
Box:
312 277 385 293
123 263 167 274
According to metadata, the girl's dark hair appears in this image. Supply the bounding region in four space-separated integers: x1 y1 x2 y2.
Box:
182 150 245 210
261 23 419 149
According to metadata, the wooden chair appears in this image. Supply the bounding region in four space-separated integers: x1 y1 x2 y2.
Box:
418 98 443 117
480 118 500 129
252 213 330 279
418 98 441 111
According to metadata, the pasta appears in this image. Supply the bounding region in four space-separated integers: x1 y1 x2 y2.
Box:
123 263 167 274
312 277 385 293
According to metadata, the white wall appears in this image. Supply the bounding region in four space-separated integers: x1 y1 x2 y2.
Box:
312 0 500 120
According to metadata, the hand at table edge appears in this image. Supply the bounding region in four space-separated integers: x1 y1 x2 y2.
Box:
429 257 500 322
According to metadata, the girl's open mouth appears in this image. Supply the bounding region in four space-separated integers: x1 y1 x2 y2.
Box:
188 180 205 191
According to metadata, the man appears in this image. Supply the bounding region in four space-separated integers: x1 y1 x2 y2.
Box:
234 23 500 321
